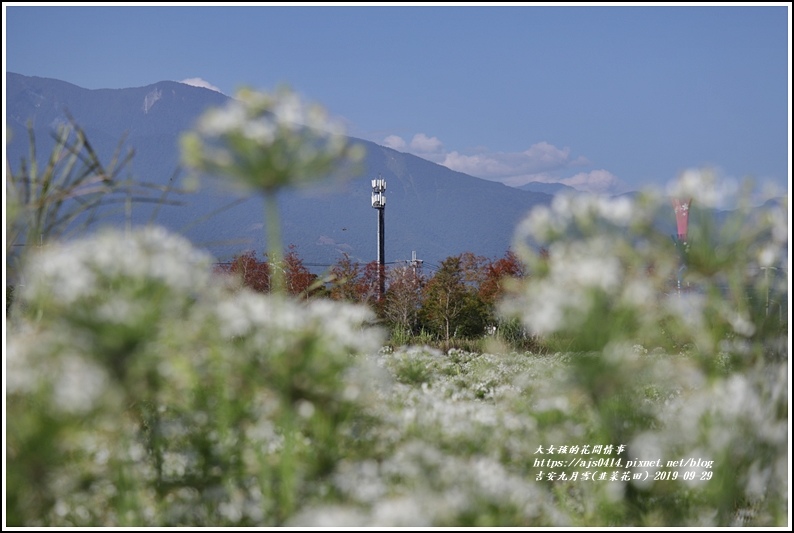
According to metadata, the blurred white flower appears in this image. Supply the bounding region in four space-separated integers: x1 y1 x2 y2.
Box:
181 85 364 194
596 194 635 227
20 226 215 307
666 168 736 209
52 355 110 415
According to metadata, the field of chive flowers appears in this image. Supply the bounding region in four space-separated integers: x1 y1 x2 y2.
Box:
7 187 788 527
6 88 788 527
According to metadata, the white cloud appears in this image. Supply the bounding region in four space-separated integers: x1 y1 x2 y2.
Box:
442 151 515 177
382 132 444 159
409 133 443 154
560 170 622 194
522 141 571 169
383 135 407 151
180 77 224 94
380 132 625 194
440 141 579 179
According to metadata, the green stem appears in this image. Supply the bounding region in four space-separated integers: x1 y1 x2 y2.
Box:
276 412 297 524
265 191 285 294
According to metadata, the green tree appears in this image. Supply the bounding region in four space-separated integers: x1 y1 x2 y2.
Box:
382 264 425 336
420 255 486 340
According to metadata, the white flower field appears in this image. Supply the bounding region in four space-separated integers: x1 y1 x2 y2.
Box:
5 88 788 527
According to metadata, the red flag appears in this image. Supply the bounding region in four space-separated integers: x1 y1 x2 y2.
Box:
672 198 692 242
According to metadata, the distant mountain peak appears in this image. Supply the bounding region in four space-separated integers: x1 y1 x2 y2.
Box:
142 87 162 114
179 77 225 94
2 72 580 267
516 181 580 195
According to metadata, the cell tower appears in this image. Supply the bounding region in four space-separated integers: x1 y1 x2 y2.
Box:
371 176 386 300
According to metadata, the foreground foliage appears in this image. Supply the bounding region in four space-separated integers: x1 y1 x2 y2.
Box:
5 86 788 526
6 178 788 526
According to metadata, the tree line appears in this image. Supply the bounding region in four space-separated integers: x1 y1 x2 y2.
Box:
214 245 528 342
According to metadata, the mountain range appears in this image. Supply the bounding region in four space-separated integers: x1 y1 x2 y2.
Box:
7 72 764 274
7 72 567 272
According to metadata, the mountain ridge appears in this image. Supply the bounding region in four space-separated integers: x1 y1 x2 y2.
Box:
8 72 772 272
6 72 560 269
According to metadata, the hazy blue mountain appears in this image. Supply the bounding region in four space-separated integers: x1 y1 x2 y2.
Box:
517 181 579 196
9 72 779 274
6 72 559 271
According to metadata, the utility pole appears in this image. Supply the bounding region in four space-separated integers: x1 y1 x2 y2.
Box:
410 250 423 280
371 177 386 300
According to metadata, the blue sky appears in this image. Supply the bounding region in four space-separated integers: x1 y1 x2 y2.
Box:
4 3 791 199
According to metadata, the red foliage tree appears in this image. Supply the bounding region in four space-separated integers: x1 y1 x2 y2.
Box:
283 244 318 298
360 260 384 308
217 250 271 293
458 251 489 288
329 253 364 302
479 250 525 307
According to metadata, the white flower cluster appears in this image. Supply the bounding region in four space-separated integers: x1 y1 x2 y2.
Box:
516 192 637 244
293 441 567 527
625 359 789 521
199 86 346 142
215 290 383 356
7 323 115 415
666 168 733 209
504 236 635 336
182 85 363 194
19 225 215 307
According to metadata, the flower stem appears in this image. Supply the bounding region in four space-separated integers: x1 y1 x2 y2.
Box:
265 191 285 294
